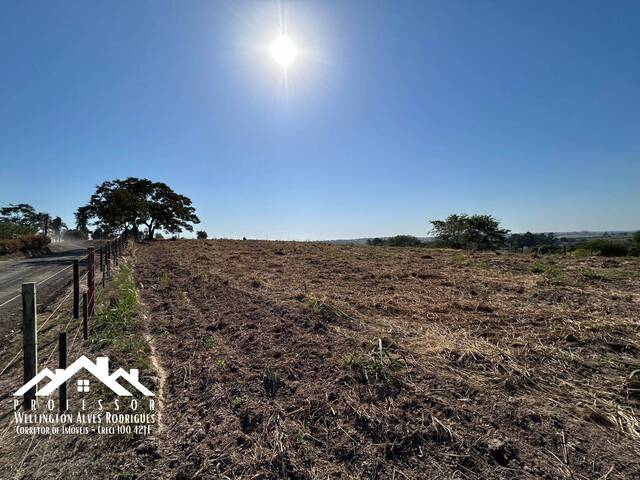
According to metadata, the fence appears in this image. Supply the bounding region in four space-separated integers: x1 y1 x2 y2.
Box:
0 235 129 410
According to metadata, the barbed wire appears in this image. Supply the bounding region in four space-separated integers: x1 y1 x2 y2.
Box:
0 239 126 383
0 253 89 309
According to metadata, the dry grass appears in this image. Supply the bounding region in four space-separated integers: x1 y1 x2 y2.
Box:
125 240 640 479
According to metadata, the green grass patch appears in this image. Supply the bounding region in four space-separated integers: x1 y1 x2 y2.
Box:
343 339 406 391
91 253 149 370
530 260 562 281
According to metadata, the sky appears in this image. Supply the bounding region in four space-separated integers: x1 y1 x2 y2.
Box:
1 0 638 240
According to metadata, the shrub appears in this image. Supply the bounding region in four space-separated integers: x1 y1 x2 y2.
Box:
20 234 51 251
196 231 208 240
0 234 50 255
0 239 21 254
628 243 640 257
575 240 629 257
386 235 422 247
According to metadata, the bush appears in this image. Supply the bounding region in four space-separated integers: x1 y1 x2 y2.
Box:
0 234 50 255
20 234 51 250
628 243 640 257
386 235 422 247
196 231 208 240
575 240 629 257
0 239 21 254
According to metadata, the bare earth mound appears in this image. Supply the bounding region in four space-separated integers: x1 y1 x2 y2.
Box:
132 240 640 479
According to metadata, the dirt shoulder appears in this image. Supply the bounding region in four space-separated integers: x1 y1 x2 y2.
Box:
130 240 640 479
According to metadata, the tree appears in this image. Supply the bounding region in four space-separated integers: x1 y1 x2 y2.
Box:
0 222 36 239
0 204 44 229
75 207 91 237
78 178 200 240
429 214 469 249
197 231 208 240
50 216 67 242
430 214 509 250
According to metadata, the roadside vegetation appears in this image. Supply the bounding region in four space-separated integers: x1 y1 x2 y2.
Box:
91 245 149 370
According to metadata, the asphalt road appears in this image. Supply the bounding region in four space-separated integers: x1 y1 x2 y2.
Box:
0 241 100 343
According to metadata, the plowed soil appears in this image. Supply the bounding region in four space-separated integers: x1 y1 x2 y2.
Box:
127 240 640 479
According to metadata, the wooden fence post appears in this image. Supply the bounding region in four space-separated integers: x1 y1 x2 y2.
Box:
22 283 37 410
59 332 67 411
87 248 95 316
106 242 111 279
99 246 104 272
73 260 79 319
82 293 88 340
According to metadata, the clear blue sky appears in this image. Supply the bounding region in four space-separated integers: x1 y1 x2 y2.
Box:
1 0 638 239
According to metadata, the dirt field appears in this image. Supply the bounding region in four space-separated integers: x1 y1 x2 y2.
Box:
125 240 640 479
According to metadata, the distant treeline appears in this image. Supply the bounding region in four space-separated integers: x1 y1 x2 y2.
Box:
364 213 640 257
367 235 423 247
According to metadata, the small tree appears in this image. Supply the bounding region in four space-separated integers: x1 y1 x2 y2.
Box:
50 216 67 242
430 214 509 250
197 231 208 240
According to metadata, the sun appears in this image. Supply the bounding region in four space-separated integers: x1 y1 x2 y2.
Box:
270 34 298 68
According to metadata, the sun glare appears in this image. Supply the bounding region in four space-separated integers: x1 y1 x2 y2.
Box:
270 34 298 68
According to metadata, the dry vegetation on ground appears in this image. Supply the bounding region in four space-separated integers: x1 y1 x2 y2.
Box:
128 240 640 479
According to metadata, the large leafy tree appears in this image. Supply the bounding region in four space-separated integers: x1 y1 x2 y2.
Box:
78 178 200 240
0 204 43 228
430 214 509 250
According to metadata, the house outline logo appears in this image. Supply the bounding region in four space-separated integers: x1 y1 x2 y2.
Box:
13 356 154 397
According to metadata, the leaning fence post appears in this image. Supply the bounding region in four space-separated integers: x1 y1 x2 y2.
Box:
22 283 37 410
73 260 79 319
82 293 88 340
87 248 95 316
59 332 67 411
